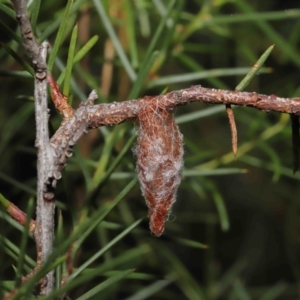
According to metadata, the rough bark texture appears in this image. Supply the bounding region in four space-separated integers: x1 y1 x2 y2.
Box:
12 0 55 294
33 43 55 294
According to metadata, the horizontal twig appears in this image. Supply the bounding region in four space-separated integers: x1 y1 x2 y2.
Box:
171 86 300 113
48 85 300 187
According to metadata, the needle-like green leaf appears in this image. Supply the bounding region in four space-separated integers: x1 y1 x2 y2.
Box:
235 44 275 91
63 24 78 97
30 0 41 34
47 0 74 72
1 43 34 76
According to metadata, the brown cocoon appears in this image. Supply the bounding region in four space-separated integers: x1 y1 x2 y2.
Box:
134 98 184 236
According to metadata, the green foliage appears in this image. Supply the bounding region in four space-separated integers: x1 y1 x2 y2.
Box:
0 0 300 298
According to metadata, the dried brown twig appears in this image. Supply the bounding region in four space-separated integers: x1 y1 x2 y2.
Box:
226 104 238 158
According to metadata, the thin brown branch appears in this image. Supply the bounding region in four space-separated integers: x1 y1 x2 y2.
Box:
170 86 300 113
51 85 300 142
7 202 36 232
0 193 35 232
48 74 74 119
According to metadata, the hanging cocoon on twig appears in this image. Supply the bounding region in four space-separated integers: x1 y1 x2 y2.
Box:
134 97 184 236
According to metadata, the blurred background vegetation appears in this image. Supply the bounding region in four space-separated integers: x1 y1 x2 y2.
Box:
0 0 300 299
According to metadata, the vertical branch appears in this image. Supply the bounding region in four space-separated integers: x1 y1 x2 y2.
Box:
12 0 55 294
34 43 55 294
